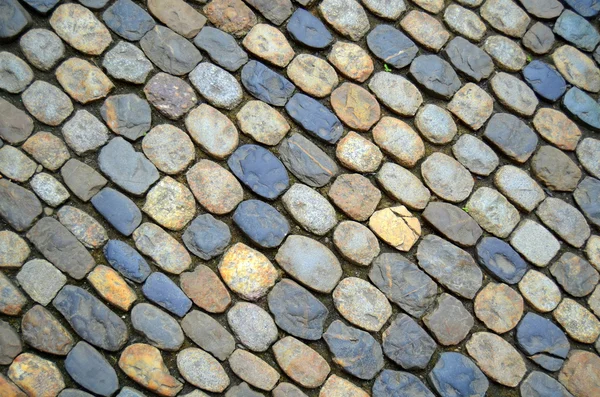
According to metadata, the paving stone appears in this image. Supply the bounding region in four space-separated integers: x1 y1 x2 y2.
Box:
414 105 455 145
102 42 153 85
147 0 205 38
243 24 294 67
140 26 201 76
227 302 278 352
17 259 66 306
144 73 197 120
273 337 329 388
481 0 530 38
554 298 600 343
336 131 382 172
382 314 436 370
333 277 392 332
559 350 600 397
278 133 338 187
574 177 600 228
376 163 430 210
519 0 563 18
30 172 69 207
8 354 65 397
422 202 482 247
516 312 569 371
586 235 600 270
490 72 538 116
22 132 69 171
563 88 600 131
62 110 109 155
444 38 493 84
494 165 545 212
102 0 155 41
190 62 243 110
0 272 26 315
566 0 600 16
50 4 111 55
518 269 561 312
553 45 600 93
285 94 343 144
484 113 538 163
373 117 424 167
0 146 36 182
523 22 555 55
283 183 337 235
329 173 381 221
361 0 405 18
276 235 342 293
53 285 128 351
511 219 561 266
131 303 183 351
410 55 460 99
474 282 523 333
59 390 94 397
466 332 526 387
88 265 137 311
0 231 29 268
323 320 384 380
443 5 486 42
21 0 59 14
181 214 230 260
429 352 489 397
551 252 598 297
452 134 498 176
65 341 119 396
554 10 599 52
421 152 473 203
327 41 373 82
0 99 33 144
237 101 290 146
203 0 257 38
0 52 32 94
119 343 183 396
101 94 151 141
0 321 21 365
287 8 333 49
194 27 248 72
537 197 589 248
61 161 106 204
273 383 308 397
268 279 328 340
424 293 474 345
21 80 73 126
320 375 368 397
373 370 434 397
331 83 380 131
22 305 74 355
476 237 528 284
91 188 141 236
401 11 450 52
142 272 192 317
0 0 31 41
523 61 566 103
287 54 338 98
143 177 195 231
185 104 238 158
56 57 114 103
245 0 293 25
116 387 147 397
319 0 370 41
181 310 235 360
484 35 526 72
225 383 263 397
233 200 289 248
241 61 295 106
180 266 231 314
447 83 493 130
533 108 581 151
369 206 421 252
229 349 279 391
366 25 417 69
133 223 191 274
466 187 520 238
0 179 42 231
333 221 379 266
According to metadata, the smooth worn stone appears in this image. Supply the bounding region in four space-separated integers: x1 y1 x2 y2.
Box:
23 0 60 14
319 0 370 41
182 214 230 260
333 221 379 266
0 146 36 182
517 312 569 371
0 321 21 365
320 375 368 397
523 61 566 102
327 41 373 82
0 52 32 93
333 277 392 332
466 187 520 238
131 303 183 351
447 83 493 130
101 94 151 141
523 22 555 54
554 299 600 343
185 104 238 158
369 253 436 317
180 266 231 314
56 58 113 104
181 310 235 360
421 152 473 203
521 371 574 397
481 0 530 37
534 108 581 150
243 24 294 67
233 200 289 248
362 0 406 18
285 93 343 143
331 83 380 131
445 37 493 83
17 259 65 306
283 184 337 235
369 206 421 252
102 42 153 85
452 134 498 176
565 89 600 131
268 279 328 340
21 80 73 126
494 165 545 212
0 0 31 41
273 383 308 397
587 235 600 270
519 0 563 18
8 354 64 397
329 173 381 221
532 146 581 192
410 55 460 99
144 73 197 120
559 350 600 396
53 285 128 351
59 390 94 397
324 320 384 380
366 25 417 69
411 0 444 12
22 305 74 356
336 131 383 173
476 237 527 284
237 100 290 145
0 231 29 268
225 383 263 397
102 0 155 41
187 161 242 216
88 265 137 311
91 188 141 236
276 235 342 293
287 8 332 49
466 332 526 387
373 117 424 168
415 104 456 144
424 293 474 345
490 72 538 116
474 283 523 333
373 370 434 397
401 11 449 52
143 177 195 231
287 54 338 98
443 4 486 42
50 4 111 55
229 349 279 391
429 353 488 397
227 302 278 352
554 10 599 52
484 35 526 72
376 163 430 211
143 272 192 317
423 202 482 247
78 0 109 9
62 110 109 155
484 113 538 163
133 223 191 274
189 62 243 110
551 253 598 297
119 344 183 396
65 342 119 396
61 159 107 202
510 220 560 266
273 337 329 388
417 235 482 299
537 197 589 248
382 315 436 370
278 133 338 187
0 272 26 315
241 60 295 106
194 27 247 72
22 132 69 171
244 0 293 25
0 99 33 144
147 0 205 38
575 177 600 228
564 0 600 17
553 45 600 93
140 26 201 76
30 173 69 207
203 0 257 37
0 179 41 231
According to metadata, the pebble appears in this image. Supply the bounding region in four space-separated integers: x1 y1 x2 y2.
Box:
181 310 235 360
227 302 278 352
553 45 600 93
410 55 460 99
245 0 293 25
131 303 183 351
447 83 493 130
320 375 369 397
0 52 33 93
331 83 380 131
577 138 600 179
0 99 33 144
285 93 343 143
185 104 238 158
511 219 561 266
373 117 424 167
229 349 279 391
373 370 434 397
323 320 384 380
243 24 294 67
182 214 231 260
287 8 333 49
319 0 370 41
421 152 473 203
22 0 59 14
278 133 338 187
369 206 421 252
101 94 151 141
0 146 36 182
484 35 526 72
424 293 474 345
8 354 65 397
366 25 417 69
476 237 527 284
533 108 581 151
144 73 197 120
0 231 29 268
551 253 598 297
481 0 530 37
404 12 450 52
382 314 436 369
0 0 31 41
453 134 498 176
17 259 66 306
554 298 600 343
523 22 555 55
521 371 573 397
466 332 526 387
474 282 523 333
273 337 329 388
516 312 569 371
518 269 561 312
443 4 486 42
226 383 263 397
283 183 337 235
423 202 482 247
494 165 544 212
586 235 600 270
102 0 156 41
22 131 69 171
333 277 392 332
533 145 582 190
336 131 382 172
484 113 538 163
21 305 74 356
102 41 153 85
147 0 205 38
376 163 430 211
62 110 109 155
275 235 342 293
65 341 119 396
180 266 231 314
203 0 257 38
140 26 201 76
287 54 338 98
30 173 69 207
237 100 290 145
415 104 456 145
241 61 295 106
50 4 112 55
143 177 195 230
523 61 566 102
21 80 73 126
554 10 599 52
559 350 600 397
133 223 191 274
119 344 183 396
466 187 520 238
0 179 42 231
537 197 589 248
189 62 243 110
61 159 107 202
327 41 373 82
575 177 600 228
91 188 142 236
267 279 328 340
333 221 379 266
142 272 192 317
233 200 289 248
428 352 488 397
449 41 493 85
0 321 21 365
329 173 381 221
88 265 137 311
490 72 538 116
194 27 248 72
53 285 128 351
273 383 308 397
0 272 26 315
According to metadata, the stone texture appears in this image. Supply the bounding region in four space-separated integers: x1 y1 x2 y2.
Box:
422 202 483 247
453 134 498 176
283 183 336 235
142 126 193 172
553 45 600 93
181 310 235 360
466 187 520 238
366 25 417 69
145 73 197 120
554 298 600 343
131 303 183 351
481 0 530 37
564 88 600 131
273 337 329 388
516 312 569 371
243 24 294 67
8 354 65 397
333 221 379 266
429 353 489 397
447 83 494 130
376 163 430 210
203 0 257 38
369 206 421 252
373 370 434 397
227 302 278 352
554 10 599 52
140 26 201 76
476 237 528 284
532 146 582 192
331 83 380 131
523 22 555 55
519 269 562 311
421 152 474 203
237 100 290 145
0 52 33 94
336 131 382 173
194 27 247 72
484 35 526 72
551 253 598 297
102 0 156 41
327 41 373 82
190 62 243 110
50 4 111 55
533 108 581 151
0 272 26 315
0 179 42 231
241 61 295 106
103 240 150 283
88 265 137 311
143 177 195 231
0 99 33 144
320 376 369 397
143 272 192 317
0 0 31 41
444 5 486 42
382 315 436 370
17 259 66 306
147 0 206 38
410 55 460 99
0 321 21 365
287 9 333 49
278 133 338 187
229 349 279 391
62 110 109 155
22 132 69 171
415 104 456 145
424 293 474 345
287 54 338 98
245 0 293 25
65 341 119 396
445 37 493 82
102 42 153 85
233 200 289 248
56 58 113 104
510 220 561 266
368 72 422 117
319 0 370 41
559 350 600 397
484 113 538 163
537 197 589 248
30 173 69 207
401 11 450 52
523 61 566 102
474 283 523 333
178 348 231 394
182 214 230 260
133 223 191 274
21 305 74 355
91 188 142 236
185 104 238 158
373 117 424 168
0 231 29 268
577 138 600 179
180 266 231 314
285 93 343 143
490 72 538 116
333 277 392 331
494 165 545 212
0 146 36 182
575 177 600 228
22 81 73 126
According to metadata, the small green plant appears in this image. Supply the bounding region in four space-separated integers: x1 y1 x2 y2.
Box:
383 63 392 72
526 55 533 63
462 207 469 213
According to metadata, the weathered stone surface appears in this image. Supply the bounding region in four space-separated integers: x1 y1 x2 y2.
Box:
474 282 523 333
466 332 526 387
0 0 31 41
142 125 194 173
61 160 106 203
511 220 561 266
142 272 192 317
8 354 65 397
587 235 600 271
102 42 153 85
287 54 338 98
519 0 563 18
55 57 113 104
227 302 278 352
574 177 600 228
373 370 434 397
423 202 482 247
494 165 545 212
333 277 392 332
554 298 600 343
273 337 329 388
143 177 195 231
241 60 295 106
320 375 368 397
366 25 417 69
564 0 600 17
285 93 343 143
481 0 530 37
559 350 600 397
147 0 205 38
382 315 436 370
273 383 308 397
424 293 474 345
466 187 520 238
476 237 527 284
410 55 460 99
429 353 488 397
237 101 289 146
523 22 555 55
336 131 382 172
181 214 230 261
331 83 380 131
401 11 449 52
279 133 338 187
180 266 231 314
537 197 589 248
103 240 150 283
517 312 569 371
62 110 109 155
484 35 526 72
0 179 41 231
30 173 69 207
373 117 424 167
0 146 36 182
190 62 243 110
369 206 421 252
327 41 373 82
225 383 263 397
144 73 197 120
65 341 119 396
88 265 136 311
17 259 65 306
187 161 241 215
228 145 289 199
564 88 600 131
133 223 191 274
445 37 493 83
0 52 32 94
484 113 538 163
131 303 183 351
554 10 599 52
21 81 73 126
22 132 68 171
577 139 600 181
319 0 370 41
229 349 279 391
194 27 247 72
243 24 294 67
102 0 156 41
233 200 289 248
181 310 235 360
415 104 456 145
521 371 573 397
453 134 498 177
532 146 582 193
0 99 33 144
245 0 293 25
287 8 332 49
0 321 21 365
447 83 493 130
0 231 28 268
50 4 111 55
185 104 238 158
533 108 581 151
553 45 600 93
523 61 566 102
551 253 598 297
333 221 379 266
0 272 26 315
490 72 538 116
283 184 336 235
421 152 473 203
519 269 562 312
203 0 257 37
376 163 430 211
444 5 486 42
91 188 142 237
140 26 201 76
22 305 74 356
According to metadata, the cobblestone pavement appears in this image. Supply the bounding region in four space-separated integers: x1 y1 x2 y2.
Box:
0 0 600 396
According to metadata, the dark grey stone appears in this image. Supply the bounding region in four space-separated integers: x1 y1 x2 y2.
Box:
519 0 563 18
382 315 436 370
21 305 75 356
227 144 289 200
226 383 263 397
550 252 599 297
285 93 343 143
91 188 142 237
574 177 600 228
142 272 192 317
278 133 338 187
286 8 333 49
53 286 128 352
0 179 42 231
523 22 555 55
0 320 21 365
61 159 107 202
369 253 437 318
78 0 109 9
104 240 150 283
410 55 461 99
520 371 574 397
523 60 566 102
131 303 183 351
182 214 231 260
245 0 293 25
323 320 385 380
26 217 95 280
483 113 538 163
531 146 581 192
267 279 329 340
563 87 600 130
181 310 236 361
0 0 31 41
422 202 483 247
554 10 600 51
373 370 435 397
194 26 248 72
22 0 59 14
444 37 493 82
233 200 290 248
103 0 155 41
516 312 570 371
0 98 33 144
117 387 146 397
140 25 202 75
564 0 600 17
100 94 152 141
366 24 418 69
65 341 119 396
241 60 295 106
476 237 528 284
429 352 489 397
